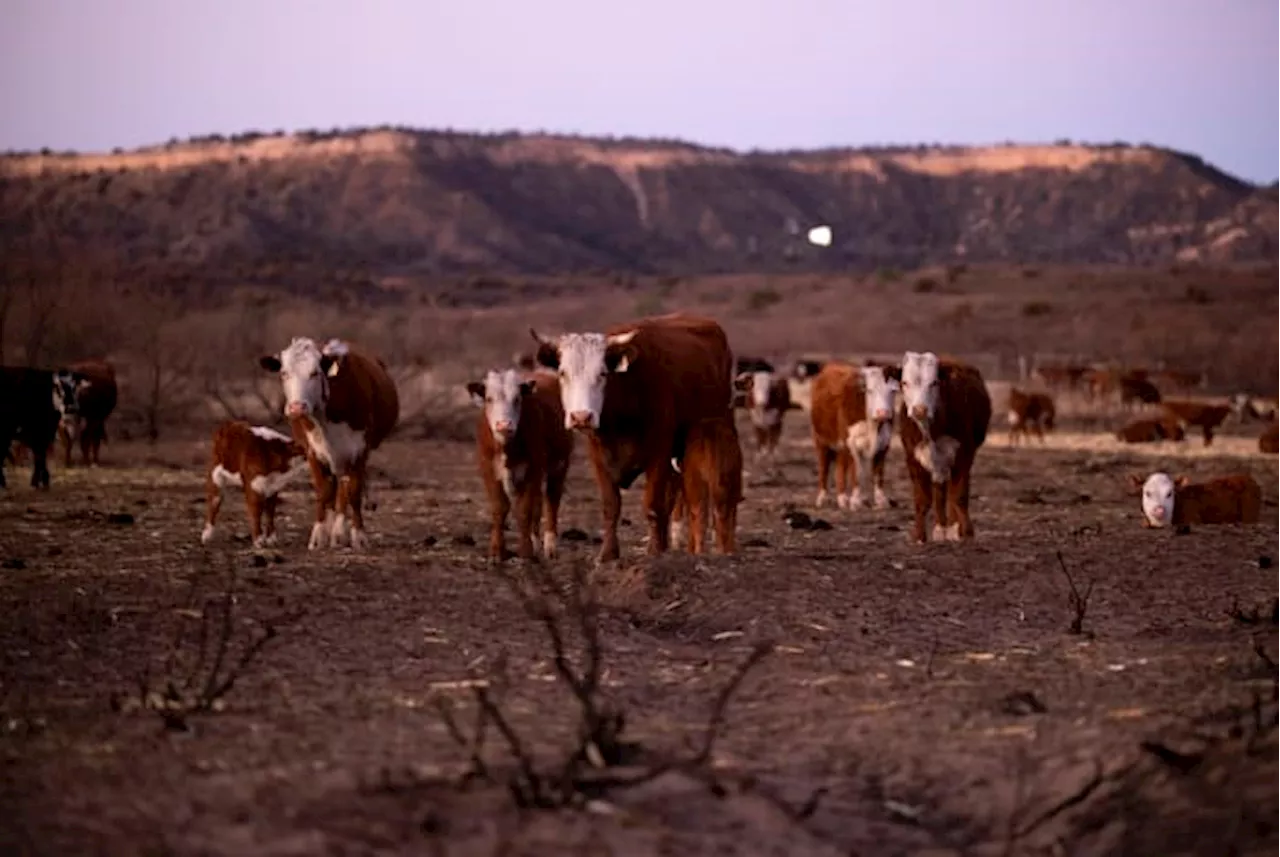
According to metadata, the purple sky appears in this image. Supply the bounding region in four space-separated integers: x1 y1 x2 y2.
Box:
3 0 1276 182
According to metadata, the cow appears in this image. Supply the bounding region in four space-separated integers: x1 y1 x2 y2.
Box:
735 368 795 462
809 362 898 510
1229 393 1279 424
201 420 308 548
1119 376 1162 410
467 368 574 562
1032 362 1089 393
258 337 400 551
530 313 736 563
669 416 743 555
887 352 992 543
1082 367 1119 401
1131 472 1262 529
57 359 118 468
735 356 775 375
1153 368 1205 393
1116 416 1185 444
1160 399 1232 447
1006 388 1056 446
0 366 85 489
1260 422 1278 454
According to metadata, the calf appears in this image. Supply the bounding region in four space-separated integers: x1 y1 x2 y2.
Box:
888 352 992 543
735 369 794 461
809 362 898 510
201 421 307 548
1160 399 1232 447
1132 472 1262 529
1006 387 1056 446
530 313 736 563
1116 416 1185 444
259 338 400 550
58 359 118 467
1260 422 1278 454
0 366 85 489
467 368 574 562
670 416 743 555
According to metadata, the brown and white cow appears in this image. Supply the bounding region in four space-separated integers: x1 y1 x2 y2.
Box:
58 359 118 467
1006 387 1056 446
1230 393 1279 424
1116 416 1185 444
735 368 794 462
888 352 992 543
467 368 574 562
1132 472 1262 529
259 337 400 550
669 415 744 555
201 420 308 548
809 362 899 510
530 313 736 563
1160 399 1232 447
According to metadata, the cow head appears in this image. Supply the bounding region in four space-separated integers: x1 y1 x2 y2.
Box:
860 365 899 424
51 369 86 432
259 337 343 420
529 328 637 431
467 369 535 444
1132 471 1187 527
735 371 774 410
895 351 950 426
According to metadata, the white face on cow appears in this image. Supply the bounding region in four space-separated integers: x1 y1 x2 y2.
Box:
259 337 340 420
900 351 942 424
531 328 636 431
861 366 898 423
749 371 773 409
1140 472 1177 527
468 369 534 443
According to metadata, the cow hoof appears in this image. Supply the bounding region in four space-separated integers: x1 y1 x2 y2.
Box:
542 532 558 559
261 533 278 547
308 523 330 550
200 524 215 544
349 528 368 551
931 524 947 542
874 491 892 510
329 514 349 547
836 494 850 510
815 490 828 508
945 524 963 542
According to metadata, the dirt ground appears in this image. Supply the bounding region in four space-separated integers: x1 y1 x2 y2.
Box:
1 412 1276 857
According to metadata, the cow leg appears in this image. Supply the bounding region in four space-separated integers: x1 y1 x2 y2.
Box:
488 482 512 562
905 455 932 544
30 440 50 489
1201 424 1214 447
201 474 222 544
262 495 280 546
848 450 871 509
710 465 738 556
245 488 266 548
668 477 687 551
872 449 892 509
642 461 675 556
685 469 709 556
0 429 11 489
946 453 977 541
341 463 371 550
308 458 338 550
515 485 541 561
835 447 852 510
542 462 569 559
80 425 93 467
60 424 73 468
587 443 622 563
814 441 833 507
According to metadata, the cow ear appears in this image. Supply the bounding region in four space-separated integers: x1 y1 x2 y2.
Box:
259 354 282 372
534 340 560 370
519 380 536 397
936 365 952 383
882 365 902 382
604 343 634 373
1127 474 1144 491
466 382 486 407
734 372 752 391
321 355 341 378
1174 475 1190 489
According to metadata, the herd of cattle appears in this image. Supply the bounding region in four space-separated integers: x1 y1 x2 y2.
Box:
0 313 1273 560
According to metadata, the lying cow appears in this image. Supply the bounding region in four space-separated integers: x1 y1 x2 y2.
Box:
1160 399 1231 447
0 366 85 489
1132 472 1262 529
889 352 992 543
531 313 736 563
809 362 898 510
201 420 308 548
259 338 400 550
735 368 795 462
670 416 743 555
1116 416 1185 444
58 359 118 468
1007 387 1055 446
467 368 574 562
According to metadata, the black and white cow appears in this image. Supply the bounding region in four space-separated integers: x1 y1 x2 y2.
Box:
0 366 87 489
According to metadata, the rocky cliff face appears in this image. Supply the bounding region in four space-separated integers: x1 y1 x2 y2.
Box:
2 129 1274 278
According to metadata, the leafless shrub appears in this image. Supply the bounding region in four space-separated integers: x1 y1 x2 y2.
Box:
1055 551 1095 635
432 559 773 808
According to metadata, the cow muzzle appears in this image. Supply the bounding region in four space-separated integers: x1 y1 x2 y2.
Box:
568 411 596 431
286 401 311 418
909 404 929 422
872 408 892 423
492 420 514 440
